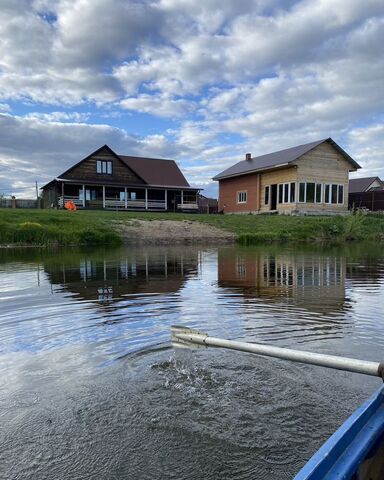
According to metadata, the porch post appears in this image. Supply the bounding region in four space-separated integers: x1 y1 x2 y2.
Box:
61 182 64 209
102 186 106 209
145 188 148 210
181 190 184 205
124 187 127 209
82 184 85 208
164 189 167 210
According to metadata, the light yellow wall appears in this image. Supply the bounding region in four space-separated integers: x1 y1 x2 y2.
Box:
292 142 352 212
259 167 298 213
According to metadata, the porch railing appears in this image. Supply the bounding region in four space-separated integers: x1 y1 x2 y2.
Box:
59 195 195 210
58 196 84 208
177 202 198 210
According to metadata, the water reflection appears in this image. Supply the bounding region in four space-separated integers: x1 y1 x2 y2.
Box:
0 244 384 480
44 248 199 304
218 249 347 314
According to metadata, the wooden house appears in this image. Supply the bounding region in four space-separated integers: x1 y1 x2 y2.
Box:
41 145 199 211
213 138 361 214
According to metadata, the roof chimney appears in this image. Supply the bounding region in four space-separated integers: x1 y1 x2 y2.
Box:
245 153 252 161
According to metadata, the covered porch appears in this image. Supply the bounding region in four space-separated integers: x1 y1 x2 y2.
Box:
57 182 199 211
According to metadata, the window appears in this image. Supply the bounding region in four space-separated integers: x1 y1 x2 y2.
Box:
338 185 344 204
299 182 323 203
237 191 247 203
96 160 112 175
264 186 270 205
278 183 296 204
306 183 315 203
331 184 338 204
278 184 283 204
130 192 136 200
299 182 305 202
290 183 296 203
325 184 331 204
284 183 289 203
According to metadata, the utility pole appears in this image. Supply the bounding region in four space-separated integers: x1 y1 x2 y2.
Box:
35 181 39 208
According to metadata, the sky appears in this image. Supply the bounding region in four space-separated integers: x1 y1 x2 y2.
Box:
0 0 383 199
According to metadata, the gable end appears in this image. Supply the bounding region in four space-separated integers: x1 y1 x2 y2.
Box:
58 145 145 185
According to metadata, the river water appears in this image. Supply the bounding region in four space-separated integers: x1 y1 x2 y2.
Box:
0 244 383 479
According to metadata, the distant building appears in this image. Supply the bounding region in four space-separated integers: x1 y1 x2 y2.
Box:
349 176 384 211
197 195 218 214
349 176 384 193
41 144 199 211
213 138 360 215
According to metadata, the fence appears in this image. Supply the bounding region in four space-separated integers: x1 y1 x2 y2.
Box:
349 191 384 212
0 198 40 209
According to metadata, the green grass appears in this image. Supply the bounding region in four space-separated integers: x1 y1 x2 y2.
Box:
1 208 384 246
0 209 121 246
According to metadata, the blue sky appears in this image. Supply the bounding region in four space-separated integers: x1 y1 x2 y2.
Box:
0 0 383 198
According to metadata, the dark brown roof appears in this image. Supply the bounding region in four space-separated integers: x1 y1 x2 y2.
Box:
213 138 361 181
349 176 384 193
119 155 190 187
42 144 193 190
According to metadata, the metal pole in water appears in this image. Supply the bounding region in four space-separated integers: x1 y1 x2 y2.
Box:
171 326 384 378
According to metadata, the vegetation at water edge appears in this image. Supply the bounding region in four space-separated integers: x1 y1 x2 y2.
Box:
0 208 383 246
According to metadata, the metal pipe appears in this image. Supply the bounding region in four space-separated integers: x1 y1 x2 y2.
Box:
171 326 384 378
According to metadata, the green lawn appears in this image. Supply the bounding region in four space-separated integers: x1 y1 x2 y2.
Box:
0 208 384 246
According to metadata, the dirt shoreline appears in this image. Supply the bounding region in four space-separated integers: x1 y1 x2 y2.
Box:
117 219 236 245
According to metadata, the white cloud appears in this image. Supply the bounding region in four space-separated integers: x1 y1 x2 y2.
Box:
121 94 193 118
25 111 91 122
348 124 384 177
0 0 383 197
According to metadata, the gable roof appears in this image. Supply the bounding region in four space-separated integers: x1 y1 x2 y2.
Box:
213 138 361 181
42 144 192 189
349 176 384 193
119 155 190 187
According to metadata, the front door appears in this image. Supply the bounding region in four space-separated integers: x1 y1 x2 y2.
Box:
270 184 277 210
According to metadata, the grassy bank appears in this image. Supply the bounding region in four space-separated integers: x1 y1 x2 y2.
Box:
0 209 121 246
1 208 384 246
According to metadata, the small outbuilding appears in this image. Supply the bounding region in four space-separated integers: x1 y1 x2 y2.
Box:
213 138 360 215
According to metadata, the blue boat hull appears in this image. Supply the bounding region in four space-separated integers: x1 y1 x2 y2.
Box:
295 383 384 479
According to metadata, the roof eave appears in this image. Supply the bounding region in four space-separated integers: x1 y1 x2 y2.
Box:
48 178 200 190
213 162 291 181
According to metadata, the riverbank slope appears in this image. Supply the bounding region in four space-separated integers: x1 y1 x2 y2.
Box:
0 209 383 246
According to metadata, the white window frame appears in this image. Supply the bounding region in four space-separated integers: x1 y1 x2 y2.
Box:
237 191 247 204
299 181 323 203
264 185 270 206
315 183 322 203
96 160 113 175
324 184 344 204
278 182 296 204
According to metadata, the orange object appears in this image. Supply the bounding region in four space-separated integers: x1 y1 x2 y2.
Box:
64 201 77 211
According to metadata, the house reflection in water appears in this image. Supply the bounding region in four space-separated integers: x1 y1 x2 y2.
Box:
45 248 199 304
218 248 347 314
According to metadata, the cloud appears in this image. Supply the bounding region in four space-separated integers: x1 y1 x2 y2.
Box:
348 124 384 177
120 94 193 118
0 113 189 197
0 0 383 198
